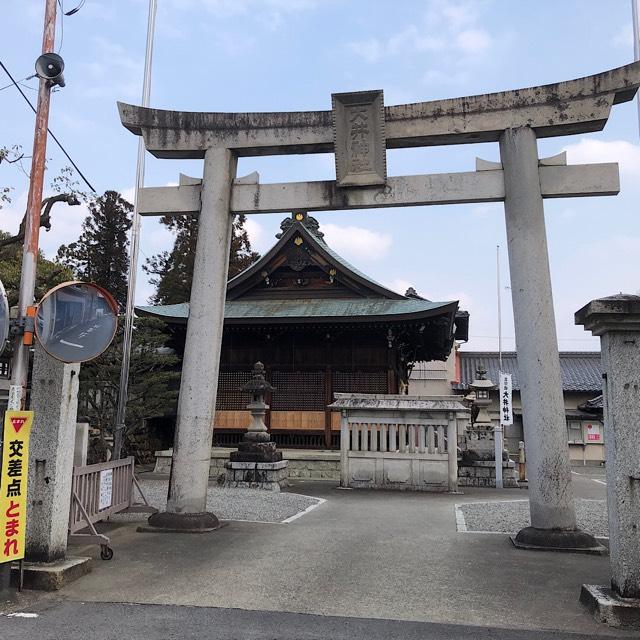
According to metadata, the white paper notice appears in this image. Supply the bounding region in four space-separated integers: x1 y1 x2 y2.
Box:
99 469 113 510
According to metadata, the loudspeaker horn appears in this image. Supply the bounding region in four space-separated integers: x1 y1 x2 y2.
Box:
35 53 65 88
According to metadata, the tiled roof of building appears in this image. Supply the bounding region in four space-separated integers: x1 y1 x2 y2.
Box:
579 395 604 413
137 298 456 325
453 351 602 393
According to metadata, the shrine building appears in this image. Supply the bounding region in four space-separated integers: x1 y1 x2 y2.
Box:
138 212 468 449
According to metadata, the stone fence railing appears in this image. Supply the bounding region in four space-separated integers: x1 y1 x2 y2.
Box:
329 393 469 492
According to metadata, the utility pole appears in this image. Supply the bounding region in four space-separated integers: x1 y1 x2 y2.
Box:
113 0 157 460
1 0 58 596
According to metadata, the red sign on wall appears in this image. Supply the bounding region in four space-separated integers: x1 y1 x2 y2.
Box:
586 423 601 442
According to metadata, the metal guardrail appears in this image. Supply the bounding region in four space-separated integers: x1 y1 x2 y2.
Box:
68 456 157 560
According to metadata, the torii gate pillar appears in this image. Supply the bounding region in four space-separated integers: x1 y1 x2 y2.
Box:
500 127 601 551
147 148 236 531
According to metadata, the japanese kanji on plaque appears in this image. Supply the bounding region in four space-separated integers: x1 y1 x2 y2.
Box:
498 372 513 427
0 410 34 563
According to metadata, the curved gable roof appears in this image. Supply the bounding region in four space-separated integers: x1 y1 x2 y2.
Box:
226 218 405 300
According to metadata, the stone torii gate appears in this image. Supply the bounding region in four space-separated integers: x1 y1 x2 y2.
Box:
119 62 640 548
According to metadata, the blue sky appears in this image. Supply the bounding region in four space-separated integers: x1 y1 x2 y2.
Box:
2 0 639 352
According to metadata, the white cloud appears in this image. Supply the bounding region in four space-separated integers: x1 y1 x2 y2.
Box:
244 217 269 254
80 36 143 101
321 223 392 262
563 139 640 178
348 1 493 63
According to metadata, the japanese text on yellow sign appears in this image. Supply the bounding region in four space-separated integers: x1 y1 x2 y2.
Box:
0 411 33 563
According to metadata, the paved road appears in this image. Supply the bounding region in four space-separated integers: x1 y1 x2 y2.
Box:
0 601 631 640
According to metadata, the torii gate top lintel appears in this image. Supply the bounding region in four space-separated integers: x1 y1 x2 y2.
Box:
118 61 640 160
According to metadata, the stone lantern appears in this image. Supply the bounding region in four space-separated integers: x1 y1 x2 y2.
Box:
463 365 497 463
469 366 494 427
459 365 518 488
224 362 289 490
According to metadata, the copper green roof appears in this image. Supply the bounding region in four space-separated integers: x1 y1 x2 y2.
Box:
136 298 457 325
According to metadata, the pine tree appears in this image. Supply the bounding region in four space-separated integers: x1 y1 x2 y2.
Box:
57 191 132 308
144 214 259 305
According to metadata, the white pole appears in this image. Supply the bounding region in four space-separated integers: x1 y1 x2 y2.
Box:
494 244 504 488
633 0 640 136
497 244 502 368
114 0 158 459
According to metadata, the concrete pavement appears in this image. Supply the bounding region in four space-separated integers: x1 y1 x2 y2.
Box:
3 467 629 638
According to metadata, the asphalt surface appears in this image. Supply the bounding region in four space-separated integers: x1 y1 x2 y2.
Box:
0 601 631 640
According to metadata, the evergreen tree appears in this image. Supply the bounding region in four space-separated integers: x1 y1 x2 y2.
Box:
78 317 180 463
144 214 259 305
56 191 132 308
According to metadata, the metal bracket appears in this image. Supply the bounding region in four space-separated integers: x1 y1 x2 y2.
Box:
9 317 25 336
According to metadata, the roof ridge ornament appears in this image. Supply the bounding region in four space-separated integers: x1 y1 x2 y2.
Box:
275 211 325 241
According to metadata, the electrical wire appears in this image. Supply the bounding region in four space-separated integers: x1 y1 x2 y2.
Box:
0 59 96 193
0 75 35 91
57 0 65 54
64 0 85 16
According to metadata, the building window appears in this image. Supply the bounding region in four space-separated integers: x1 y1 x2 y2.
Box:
567 420 583 444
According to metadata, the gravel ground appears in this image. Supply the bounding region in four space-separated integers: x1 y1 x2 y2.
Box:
457 499 608 537
112 479 322 524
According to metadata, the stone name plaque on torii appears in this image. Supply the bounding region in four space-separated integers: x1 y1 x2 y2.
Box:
331 90 386 187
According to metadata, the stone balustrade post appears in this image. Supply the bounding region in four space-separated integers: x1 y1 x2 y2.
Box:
576 295 640 627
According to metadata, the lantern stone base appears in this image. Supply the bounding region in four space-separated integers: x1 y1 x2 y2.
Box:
458 460 520 488
230 440 283 463
224 460 289 491
580 584 640 628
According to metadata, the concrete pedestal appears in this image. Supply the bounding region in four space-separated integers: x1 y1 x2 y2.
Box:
580 585 640 629
576 295 640 625
224 460 289 491
500 127 598 552
458 460 519 488
148 147 236 532
26 345 80 563
10 557 92 591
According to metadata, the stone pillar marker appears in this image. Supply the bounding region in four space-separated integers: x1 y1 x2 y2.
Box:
576 294 640 628
499 126 600 552
26 344 80 562
147 146 236 532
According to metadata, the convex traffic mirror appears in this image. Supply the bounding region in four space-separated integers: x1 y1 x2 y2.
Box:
35 281 118 363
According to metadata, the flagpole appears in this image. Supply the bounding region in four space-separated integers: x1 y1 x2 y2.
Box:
495 243 504 489
114 0 157 460
633 0 640 136
497 244 502 368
